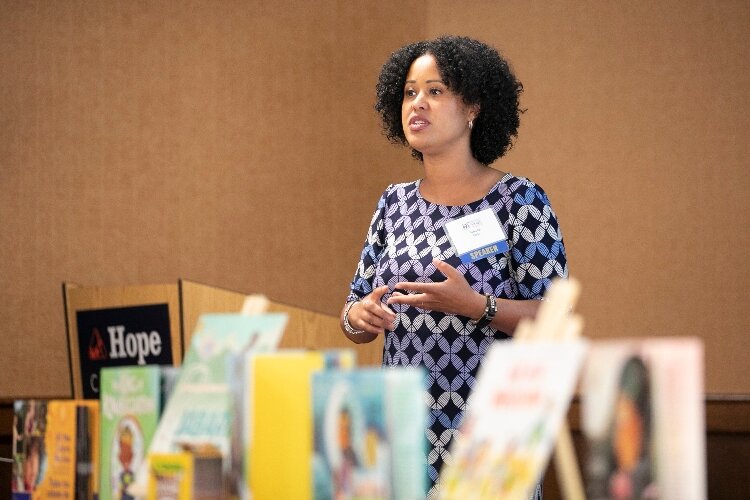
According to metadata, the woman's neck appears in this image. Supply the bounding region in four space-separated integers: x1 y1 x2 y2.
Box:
420 153 504 206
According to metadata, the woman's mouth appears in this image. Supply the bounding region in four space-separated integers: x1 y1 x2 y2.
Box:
408 116 430 131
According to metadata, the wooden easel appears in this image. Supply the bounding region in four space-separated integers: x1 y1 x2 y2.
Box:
514 277 586 500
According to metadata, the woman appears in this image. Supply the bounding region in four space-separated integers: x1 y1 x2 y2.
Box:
341 35 567 497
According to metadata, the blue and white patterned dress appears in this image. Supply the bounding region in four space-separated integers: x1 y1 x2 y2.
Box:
346 172 567 494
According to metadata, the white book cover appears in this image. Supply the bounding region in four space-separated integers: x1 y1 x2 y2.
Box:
581 337 706 500
439 339 588 500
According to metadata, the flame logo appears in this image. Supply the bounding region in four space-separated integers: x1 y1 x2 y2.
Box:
88 327 108 360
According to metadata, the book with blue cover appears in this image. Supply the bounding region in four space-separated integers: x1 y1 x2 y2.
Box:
311 367 427 500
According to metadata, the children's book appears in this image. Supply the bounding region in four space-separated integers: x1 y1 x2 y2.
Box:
12 400 100 500
248 350 326 500
581 337 706 500
147 452 194 500
128 312 287 497
99 365 176 500
229 348 356 500
438 340 588 500
312 367 427 500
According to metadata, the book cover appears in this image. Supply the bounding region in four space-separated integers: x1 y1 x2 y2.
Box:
248 350 326 500
312 367 427 500
438 340 588 500
12 400 99 500
229 348 356 499
129 312 287 496
147 452 193 500
581 337 706 500
99 365 169 500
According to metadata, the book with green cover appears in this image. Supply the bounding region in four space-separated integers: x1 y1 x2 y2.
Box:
99 365 173 500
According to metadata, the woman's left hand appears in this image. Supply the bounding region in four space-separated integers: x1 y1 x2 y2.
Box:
386 259 485 319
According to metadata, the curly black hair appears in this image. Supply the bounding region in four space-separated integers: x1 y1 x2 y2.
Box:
374 35 523 165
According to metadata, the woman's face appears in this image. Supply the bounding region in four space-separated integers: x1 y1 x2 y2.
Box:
401 54 476 159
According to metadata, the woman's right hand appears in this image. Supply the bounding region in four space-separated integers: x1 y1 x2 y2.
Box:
347 285 397 337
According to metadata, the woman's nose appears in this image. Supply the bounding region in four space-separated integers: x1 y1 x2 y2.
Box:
412 92 427 110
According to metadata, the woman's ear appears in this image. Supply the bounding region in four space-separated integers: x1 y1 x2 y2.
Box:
468 103 480 123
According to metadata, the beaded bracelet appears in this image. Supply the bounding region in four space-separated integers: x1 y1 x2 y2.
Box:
343 300 366 335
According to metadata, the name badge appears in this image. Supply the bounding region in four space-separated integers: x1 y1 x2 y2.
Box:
444 208 509 264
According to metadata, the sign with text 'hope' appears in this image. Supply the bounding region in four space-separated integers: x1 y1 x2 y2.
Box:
76 303 173 399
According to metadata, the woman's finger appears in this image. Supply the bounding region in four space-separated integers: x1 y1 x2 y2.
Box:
433 259 462 280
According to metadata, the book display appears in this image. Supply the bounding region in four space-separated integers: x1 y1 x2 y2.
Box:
4 278 712 500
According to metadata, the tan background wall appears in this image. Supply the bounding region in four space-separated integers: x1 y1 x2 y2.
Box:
1 0 748 398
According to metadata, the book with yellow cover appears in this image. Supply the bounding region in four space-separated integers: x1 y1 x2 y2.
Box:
249 350 325 500
12 400 99 500
147 452 194 500
230 349 355 499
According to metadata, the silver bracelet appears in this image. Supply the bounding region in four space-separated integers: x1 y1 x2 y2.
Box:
343 300 366 335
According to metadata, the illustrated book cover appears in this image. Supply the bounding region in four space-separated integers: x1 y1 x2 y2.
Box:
312 367 428 500
438 340 588 500
580 337 706 500
12 399 100 500
99 365 177 500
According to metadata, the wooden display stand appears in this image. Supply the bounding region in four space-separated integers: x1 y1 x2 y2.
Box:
63 279 363 400
514 277 586 500
63 280 242 399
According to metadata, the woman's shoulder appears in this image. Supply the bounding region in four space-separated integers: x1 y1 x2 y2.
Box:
499 173 551 205
381 180 420 200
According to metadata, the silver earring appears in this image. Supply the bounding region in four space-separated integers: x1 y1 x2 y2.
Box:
468 120 474 130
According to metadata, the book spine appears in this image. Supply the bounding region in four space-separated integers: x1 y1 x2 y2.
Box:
75 405 91 500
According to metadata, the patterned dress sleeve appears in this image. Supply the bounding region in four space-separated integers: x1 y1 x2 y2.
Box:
346 186 391 303
507 180 568 299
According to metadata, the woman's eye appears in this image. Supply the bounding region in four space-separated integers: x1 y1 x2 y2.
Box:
430 87 442 95
405 88 417 97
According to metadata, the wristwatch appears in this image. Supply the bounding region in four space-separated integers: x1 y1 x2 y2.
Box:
470 294 497 329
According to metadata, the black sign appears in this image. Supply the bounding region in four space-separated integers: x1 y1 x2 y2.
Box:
76 303 173 399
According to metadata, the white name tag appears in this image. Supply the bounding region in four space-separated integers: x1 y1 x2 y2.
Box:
444 208 509 264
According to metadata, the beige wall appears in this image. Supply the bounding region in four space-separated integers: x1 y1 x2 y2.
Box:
1 0 748 397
